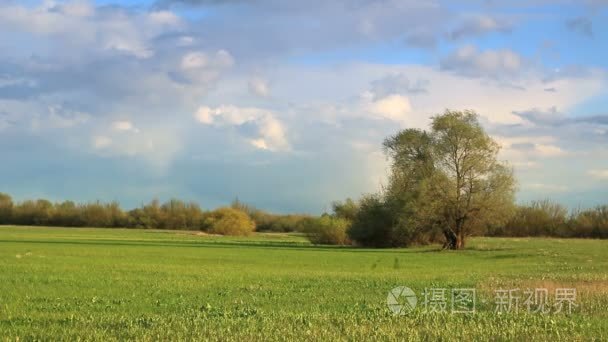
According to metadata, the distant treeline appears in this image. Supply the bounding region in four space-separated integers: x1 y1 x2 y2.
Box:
1 192 606 242
489 199 608 239
0 192 310 235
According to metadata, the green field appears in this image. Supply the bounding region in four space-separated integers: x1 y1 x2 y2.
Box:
1 226 607 340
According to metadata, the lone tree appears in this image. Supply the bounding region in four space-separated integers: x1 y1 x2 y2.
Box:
383 110 516 249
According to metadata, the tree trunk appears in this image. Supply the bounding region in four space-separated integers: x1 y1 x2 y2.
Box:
443 229 465 250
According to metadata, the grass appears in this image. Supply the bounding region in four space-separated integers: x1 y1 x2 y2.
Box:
1 226 607 341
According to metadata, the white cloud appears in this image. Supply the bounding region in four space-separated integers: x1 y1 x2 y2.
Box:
526 183 569 192
194 107 214 124
181 52 209 70
148 11 182 26
93 135 112 149
588 169 608 179
177 50 235 84
368 94 412 122
112 120 139 133
248 77 271 97
534 143 566 157
61 1 94 17
440 45 523 78
0 1 185 60
449 15 511 40
91 124 182 170
510 161 541 170
41 105 90 129
195 105 289 151
496 135 567 161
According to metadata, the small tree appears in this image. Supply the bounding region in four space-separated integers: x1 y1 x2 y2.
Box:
203 207 256 236
303 215 351 245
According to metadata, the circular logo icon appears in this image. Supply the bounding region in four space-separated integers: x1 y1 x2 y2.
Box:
387 286 417 315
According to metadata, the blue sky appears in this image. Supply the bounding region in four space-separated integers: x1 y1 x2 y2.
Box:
0 0 607 213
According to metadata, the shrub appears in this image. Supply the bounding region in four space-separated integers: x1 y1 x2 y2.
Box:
347 195 396 247
203 207 256 236
303 216 351 245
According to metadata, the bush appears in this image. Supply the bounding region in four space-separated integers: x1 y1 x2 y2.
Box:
303 216 351 245
347 195 397 247
203 207 256 236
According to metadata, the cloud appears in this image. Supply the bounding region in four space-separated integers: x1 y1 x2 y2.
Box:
526 183 569 192
154 0 449 60
93 135 112 149
566 17 593 37
148 10 182 26
195 105 289 151
369 74 428 98
588 169 608 179
575 114 608 125
440 45 524 79
513 107 608 127
513 107 566 126
174 50 234 84
496 135 567 162
157 0 249 6
367 94 412 123
112 120 139 133
404 29 437 49
449 15 511 40
0 1 184 60
248 77 271 97
43 105 90 129
90 122 183 170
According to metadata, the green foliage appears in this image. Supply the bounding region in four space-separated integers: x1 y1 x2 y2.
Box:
347 195 397 247
302 215 351 245
331 198 359 221
203 207 256 236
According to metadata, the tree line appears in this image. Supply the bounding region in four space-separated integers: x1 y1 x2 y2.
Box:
0 194 309 235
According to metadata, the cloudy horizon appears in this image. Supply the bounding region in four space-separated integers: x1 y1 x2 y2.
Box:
1 0 607 213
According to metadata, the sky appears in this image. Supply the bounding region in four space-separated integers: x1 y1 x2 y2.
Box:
0 0 607 213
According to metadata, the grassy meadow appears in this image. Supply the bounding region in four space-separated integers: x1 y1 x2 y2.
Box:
1 226 607 340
